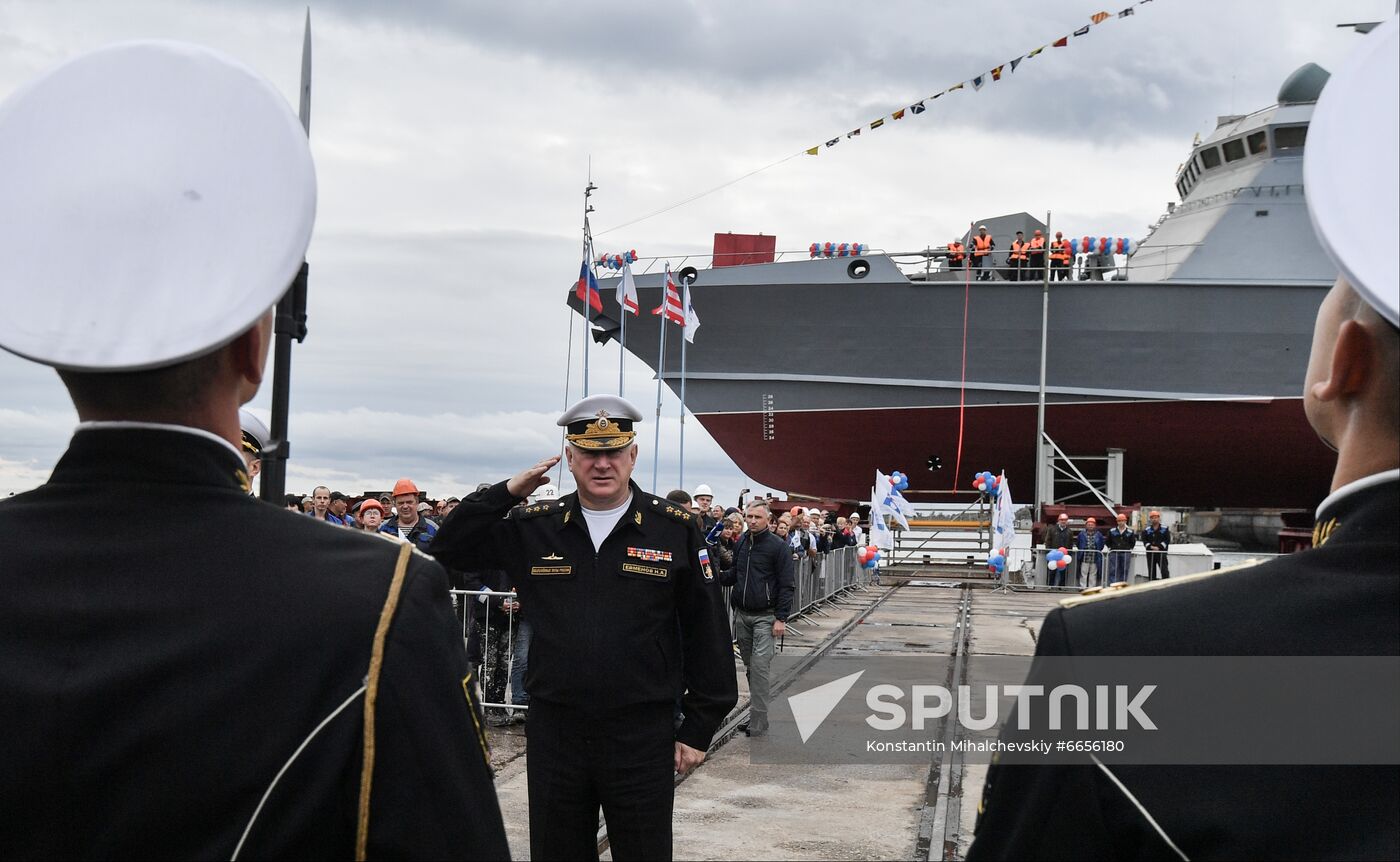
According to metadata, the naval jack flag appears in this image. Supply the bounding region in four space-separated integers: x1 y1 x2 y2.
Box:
617 261 639 315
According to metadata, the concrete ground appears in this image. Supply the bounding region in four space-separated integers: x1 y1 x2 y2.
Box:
480 584 1064 861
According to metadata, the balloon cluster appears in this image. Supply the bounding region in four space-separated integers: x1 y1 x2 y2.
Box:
856 544 882 569
987 547 1009 575
888 470 910 492
808 242 867 258
1045 547 1072 571
1067 236 1132 255
971 471 1001 496
596 250 639 270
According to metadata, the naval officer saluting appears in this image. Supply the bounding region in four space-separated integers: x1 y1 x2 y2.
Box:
0 42 507 859
968 17 1400 861
432 394 739 861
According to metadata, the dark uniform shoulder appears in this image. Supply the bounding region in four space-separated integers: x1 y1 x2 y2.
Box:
634 490 695 526
510 499 567 520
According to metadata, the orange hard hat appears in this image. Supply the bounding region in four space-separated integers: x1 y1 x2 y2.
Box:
1055 231 1063 238
1034 229 1043 236
392 478 419 497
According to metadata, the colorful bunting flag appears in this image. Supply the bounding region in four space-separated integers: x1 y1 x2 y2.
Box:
790 5 1153 165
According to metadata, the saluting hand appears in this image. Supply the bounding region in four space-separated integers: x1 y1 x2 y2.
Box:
674 741 705 775
506 456 562 499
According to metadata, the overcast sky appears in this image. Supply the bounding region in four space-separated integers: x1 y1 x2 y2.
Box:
0 0 1384 504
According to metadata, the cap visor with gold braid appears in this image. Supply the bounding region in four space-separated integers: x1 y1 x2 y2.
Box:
558 394 642 452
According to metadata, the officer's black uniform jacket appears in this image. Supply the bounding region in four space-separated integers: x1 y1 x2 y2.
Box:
0 427 508 860
430 480 738 752
967 473 1399 861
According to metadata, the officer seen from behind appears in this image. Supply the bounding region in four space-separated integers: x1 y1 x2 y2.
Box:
967 18 1399 859
431 394 737 861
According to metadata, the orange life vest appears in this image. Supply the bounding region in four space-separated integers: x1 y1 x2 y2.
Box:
1029 237 1046 254
973 234 993 257
1050 239 1071 263
948 241 965 264
1010 240 1029 262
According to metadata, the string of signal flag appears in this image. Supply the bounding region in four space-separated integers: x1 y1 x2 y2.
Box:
801 3 1154 156
597 2 1155 236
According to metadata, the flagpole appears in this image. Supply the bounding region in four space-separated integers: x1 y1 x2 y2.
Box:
652 284 668 494
1034 210 1052 522
619 299 626 397
581 179 596 397
559 302 575 488
678 276 689 491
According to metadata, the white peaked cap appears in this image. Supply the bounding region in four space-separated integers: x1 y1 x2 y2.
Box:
0 41 317 370
1304 16 1399 327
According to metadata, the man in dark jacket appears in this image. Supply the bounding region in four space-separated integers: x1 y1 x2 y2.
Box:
719 500 795 737
1043 513 1076 588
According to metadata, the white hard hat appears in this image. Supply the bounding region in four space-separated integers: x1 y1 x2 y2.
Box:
1305 16 1399 327
692 484 714 498
0 41 317 370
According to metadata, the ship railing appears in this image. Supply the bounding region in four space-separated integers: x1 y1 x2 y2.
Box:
1173 183 1305 216
614 248 891 276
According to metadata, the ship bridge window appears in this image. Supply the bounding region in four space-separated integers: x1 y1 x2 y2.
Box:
1247 130 1268 155
1222 137 1247 163
1176 178 1188 199
1199 146 1222 170
1274 125 1307 151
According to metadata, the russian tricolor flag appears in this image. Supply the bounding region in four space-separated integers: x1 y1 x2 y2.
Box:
576 259 602 313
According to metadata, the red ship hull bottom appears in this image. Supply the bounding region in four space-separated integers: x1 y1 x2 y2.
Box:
696 398 1334 510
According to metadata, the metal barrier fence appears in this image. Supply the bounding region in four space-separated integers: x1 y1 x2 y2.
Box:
448 545 871 718
449 589 524 718
1008 546 1284 591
